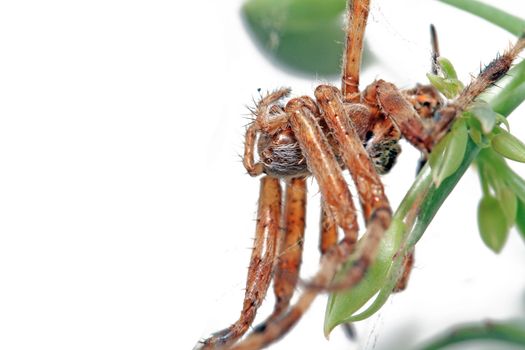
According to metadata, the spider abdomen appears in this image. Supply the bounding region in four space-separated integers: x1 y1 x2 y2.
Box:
365 137 401 175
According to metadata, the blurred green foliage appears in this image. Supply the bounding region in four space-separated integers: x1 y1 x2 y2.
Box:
242 0 372 76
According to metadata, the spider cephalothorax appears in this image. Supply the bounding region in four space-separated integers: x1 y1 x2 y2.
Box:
196 1 525 349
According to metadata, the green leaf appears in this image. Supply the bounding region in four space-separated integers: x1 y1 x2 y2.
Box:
467 102 497 134
242 0 353 76
324 166 435 335
432 120 469 187
515 200 525 243
426 73 463 99
495 186 517 228
428 132 450 170
426 57 464 98
496 113 510 132
437 57 459 80
491 129 525 163
469 126 483 146
502 165 525 204
342 249 408 323
466 117 490 147
438 0 525 37
323 218 406 336
477 195 510 253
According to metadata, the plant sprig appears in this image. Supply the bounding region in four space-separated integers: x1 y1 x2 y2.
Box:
325 4 525 336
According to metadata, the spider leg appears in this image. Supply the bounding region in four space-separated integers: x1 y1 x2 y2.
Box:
195 176 281 350
320 198 358 339
252 177 307 332
319 198 338 255
342 0 370 102
371 80 434 154
430 24 440 75
244 88 292 177
243 124 264 176
393 250 414 292
432 36 525 142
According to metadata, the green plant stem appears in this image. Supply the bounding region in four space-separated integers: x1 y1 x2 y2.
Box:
407 59 525 247
490 61 525 116
395 166 433 220
325 6 525 333
420 321 525 350
476 161 490 196
382 36 525 272
438 0 525 36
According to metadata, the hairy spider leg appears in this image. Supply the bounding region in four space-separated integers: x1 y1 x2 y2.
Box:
196 177 281 350
393 249 415 292
243 124 264 176
430 24 440 75
371 80 434 154
252 177 307 332
243 88 291 176
342 0 370 102
432 36 525 143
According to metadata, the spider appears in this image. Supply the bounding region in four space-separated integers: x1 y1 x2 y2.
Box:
195 1 525 349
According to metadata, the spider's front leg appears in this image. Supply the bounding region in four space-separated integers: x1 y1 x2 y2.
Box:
342 0 370 101
195 176 281 350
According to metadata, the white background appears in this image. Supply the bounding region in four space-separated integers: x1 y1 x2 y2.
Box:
1 1 525 349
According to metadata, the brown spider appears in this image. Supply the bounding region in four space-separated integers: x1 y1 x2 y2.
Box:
195 0 525 349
